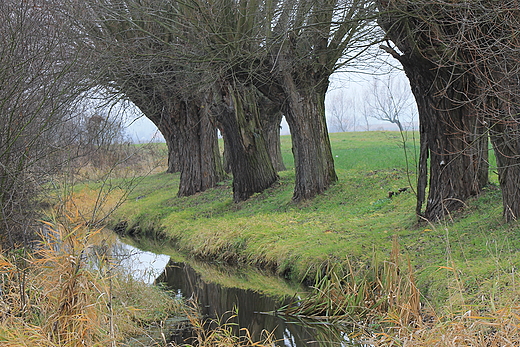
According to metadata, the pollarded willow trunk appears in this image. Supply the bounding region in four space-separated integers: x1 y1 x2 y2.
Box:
258 95 286 171
128 85 224 196
214 83 278 202
399 56 488 221
377 1 489 221
281 72 337 201
126 85 181 174
176 98 226 197
136 112 182 174
218 125 233 174
264 113 286 172
153 121 180 174
489 122 520 221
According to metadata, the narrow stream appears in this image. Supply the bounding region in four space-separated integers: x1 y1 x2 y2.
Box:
117 240 364 347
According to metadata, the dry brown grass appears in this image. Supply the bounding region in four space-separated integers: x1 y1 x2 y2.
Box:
373 307 520 346
368 238 520 347
281 235 520 346
167 304 277 347
57 188 127 226
283 235 421 328
0 212 179 347
74 143 168 182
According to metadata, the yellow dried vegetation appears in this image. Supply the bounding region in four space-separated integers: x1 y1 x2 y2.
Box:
282 235 520 346
283 236 421 327
168 304 277 347
0 212 178 347
372 239 520 347
375 306 520 346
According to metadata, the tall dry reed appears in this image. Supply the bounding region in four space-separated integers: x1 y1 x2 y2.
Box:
283 235 421 328
0 212 177 347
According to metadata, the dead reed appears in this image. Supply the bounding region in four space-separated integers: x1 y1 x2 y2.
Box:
282 235 520 346
375 306 520 346
167 303 277 347
282 235 421 328
0 212 178 347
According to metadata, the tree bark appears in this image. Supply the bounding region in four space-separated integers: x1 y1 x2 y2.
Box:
258 95 286 171
490 122 520 221
218 125 233 174
176 98 226 197
152 119 180 173
280 70 337 201
257 33 338 201
214 82 278 202
400 56 488 221
264 114 285 172
377 3 489 221
127 83 224 197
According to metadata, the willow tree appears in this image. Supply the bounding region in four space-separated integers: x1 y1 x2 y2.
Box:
258 94 286 172
256 0 376 201
125 77 225 196
142 0 281 202
455 3 520 222
145 0 377 202
76 0 283 202
212 82 279 202
377 0 489 221
73 0 226 197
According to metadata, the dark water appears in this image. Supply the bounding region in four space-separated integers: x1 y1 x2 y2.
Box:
117 241 364 346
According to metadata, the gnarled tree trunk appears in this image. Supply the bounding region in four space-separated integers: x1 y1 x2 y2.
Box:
128 84 224 197
176 97 226 197
489 121 520 221
400 56 487 221
377 3 489 221
214 82 278 202
258 95 286 171
153 119 180 174
280 70 337 201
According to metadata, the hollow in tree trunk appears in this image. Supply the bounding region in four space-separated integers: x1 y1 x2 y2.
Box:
218 124 233 174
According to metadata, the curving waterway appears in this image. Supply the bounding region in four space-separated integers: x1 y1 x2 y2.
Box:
116 239 365 347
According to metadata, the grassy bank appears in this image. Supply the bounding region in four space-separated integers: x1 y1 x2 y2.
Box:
103 131 518 313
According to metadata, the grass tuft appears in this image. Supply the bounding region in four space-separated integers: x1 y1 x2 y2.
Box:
168 303 277 347
281 236 421 327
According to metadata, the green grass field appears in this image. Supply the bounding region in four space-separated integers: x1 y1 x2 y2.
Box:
108 131 519 311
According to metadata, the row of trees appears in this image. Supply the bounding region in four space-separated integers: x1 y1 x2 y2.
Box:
80 0 520 223
70 0 376 203
3 0 520 248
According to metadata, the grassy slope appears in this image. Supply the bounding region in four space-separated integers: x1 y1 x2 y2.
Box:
110 131 520 310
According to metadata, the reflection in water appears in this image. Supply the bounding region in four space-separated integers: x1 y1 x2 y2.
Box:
114 241 366 346
111 242 170 284
157 260 363 347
